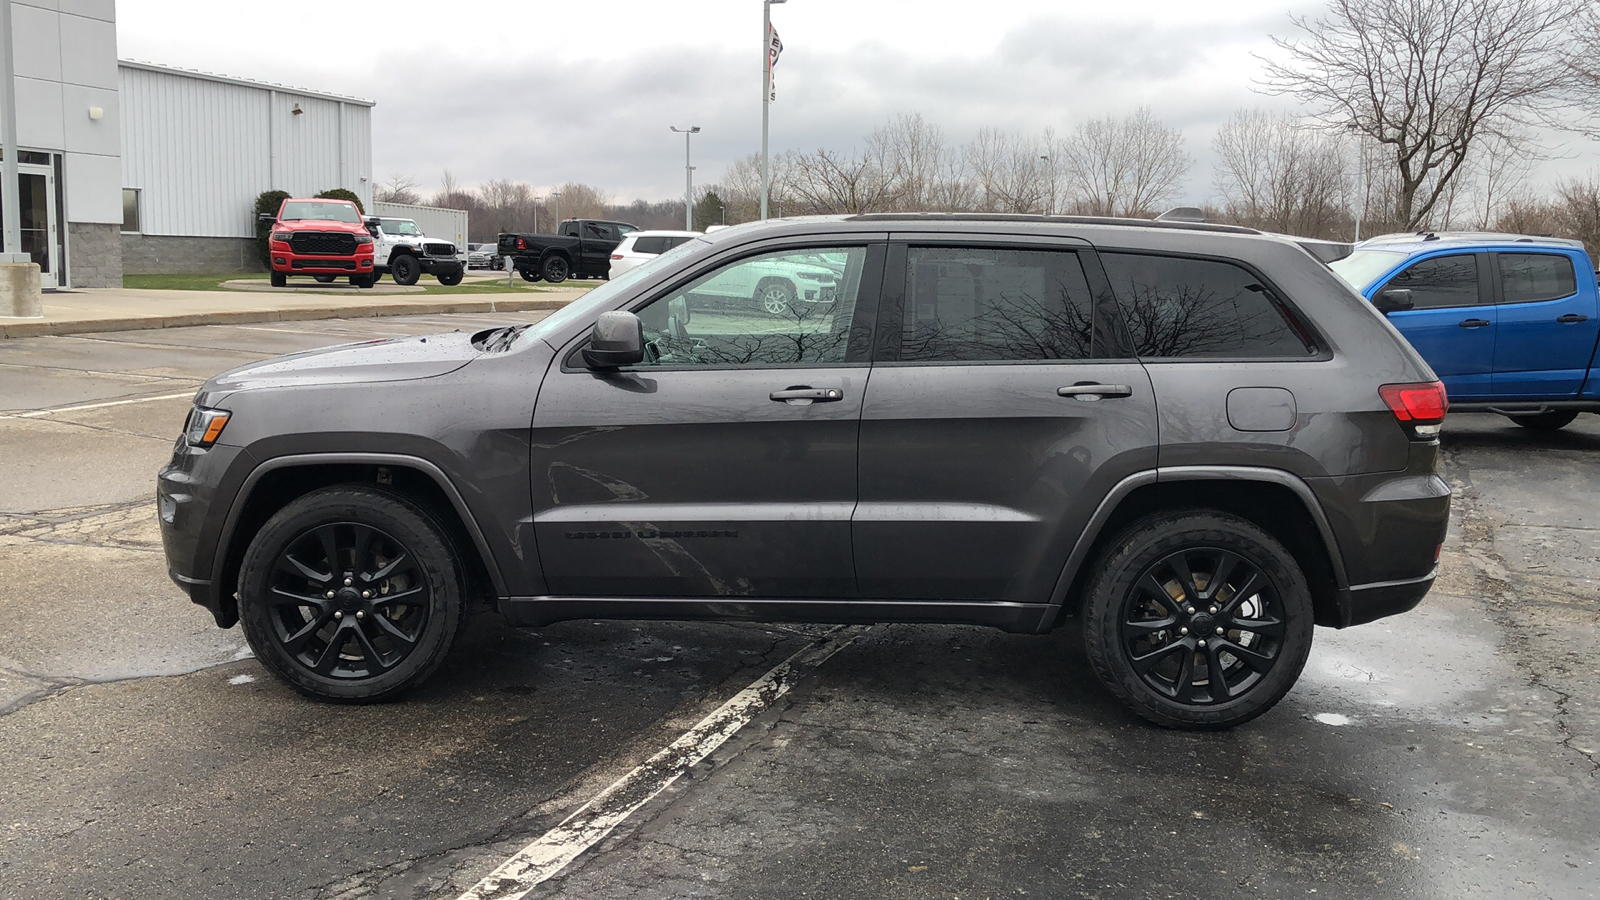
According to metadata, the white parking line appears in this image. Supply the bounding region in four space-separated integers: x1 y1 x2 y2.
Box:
456 627 866 900
0 391 195 420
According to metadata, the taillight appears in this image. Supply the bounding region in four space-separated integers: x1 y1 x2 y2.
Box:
1380 381 1448 438
517 238 526 250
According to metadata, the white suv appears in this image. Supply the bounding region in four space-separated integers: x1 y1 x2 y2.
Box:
609 230 700 278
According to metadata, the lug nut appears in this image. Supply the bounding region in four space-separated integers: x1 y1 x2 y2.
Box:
344 577 353 586
1215 627 1224 635
1197 639 1207 648
334 611 344 620
1178 626 1189 635
1209 605 1219 614
361 591 372 599
325 591 335 599
356 610 365 619
1185 606 1196 614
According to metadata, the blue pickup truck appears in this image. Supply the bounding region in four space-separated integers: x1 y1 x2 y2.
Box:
1330 232 1600 430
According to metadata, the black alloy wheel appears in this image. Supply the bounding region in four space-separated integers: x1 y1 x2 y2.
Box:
1507 410 1579 431
1082 511 1313 729
541 255 570 284
391 254 421 286
238 487 466 701
518 266 542 283
436 268 464 287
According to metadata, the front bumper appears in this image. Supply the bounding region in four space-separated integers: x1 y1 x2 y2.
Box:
273 254 375 274
158 437 249 627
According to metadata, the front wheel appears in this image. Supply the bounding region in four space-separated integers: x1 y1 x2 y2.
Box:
237 486 467 702
756 280 795 316
1507 410 1579 431
1081 511 1313 730
436 268 464 287
313 274 336 284
391 255 421 286
541 255 570 284
270 271 287 288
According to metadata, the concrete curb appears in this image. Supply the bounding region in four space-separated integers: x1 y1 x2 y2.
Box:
0 296 574 339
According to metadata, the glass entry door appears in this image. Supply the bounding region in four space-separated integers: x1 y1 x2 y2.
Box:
0 166 59 288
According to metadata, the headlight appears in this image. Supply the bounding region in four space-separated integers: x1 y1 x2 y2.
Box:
184 407 232 447
354 234 374 245
271 231 292 243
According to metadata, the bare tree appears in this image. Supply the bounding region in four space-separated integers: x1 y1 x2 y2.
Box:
1261 0 1589 230
867 113 970 212
785 145 903 215
1550 174 1600 256
1212 109 1349 238
552 182 610 222
965 128 1051 213
1060 107 1190 217
374 174 421 205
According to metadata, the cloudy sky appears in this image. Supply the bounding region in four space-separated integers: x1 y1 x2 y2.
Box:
115 0 1599 206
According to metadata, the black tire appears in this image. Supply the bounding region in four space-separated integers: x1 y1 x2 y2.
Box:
237 486 468 702
313 274 336 284
755 279 794 316
436 267 464 287
1081 510 1314 730
541 254 570 284
270 271 287 288
1506 410 1579 431
351 275 375 289
391 254 422 286
518 266 542 283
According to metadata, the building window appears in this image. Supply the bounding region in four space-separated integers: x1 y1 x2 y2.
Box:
122 189 141 233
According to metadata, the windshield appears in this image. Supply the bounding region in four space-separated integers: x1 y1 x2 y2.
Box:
1329 249 1407 292
520 238 708 346
280 201 361 224
379 219 423 236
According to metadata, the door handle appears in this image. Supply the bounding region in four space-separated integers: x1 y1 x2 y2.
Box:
1458 319 1490 329
770 387 844 403
1057 383 1133 400
1557 314 1589 323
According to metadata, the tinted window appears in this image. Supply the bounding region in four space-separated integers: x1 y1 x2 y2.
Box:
1101 253 1313 358
584 223 616 241
631 246 867 368
632 236 668 255
1381 254 1479 310
665 236 693 250
901 247 1095 362
1499 253 1577 304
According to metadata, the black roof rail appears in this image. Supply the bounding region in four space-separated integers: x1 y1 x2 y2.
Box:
843 212 1260 235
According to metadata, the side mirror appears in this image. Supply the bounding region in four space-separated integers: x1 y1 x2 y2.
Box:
581 311 645 368
1374 288 1415 314
258 213 277 224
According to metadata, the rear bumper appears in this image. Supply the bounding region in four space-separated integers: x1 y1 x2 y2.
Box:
1344 568 1437 627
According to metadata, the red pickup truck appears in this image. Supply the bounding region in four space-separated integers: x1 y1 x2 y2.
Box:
260 198 377 288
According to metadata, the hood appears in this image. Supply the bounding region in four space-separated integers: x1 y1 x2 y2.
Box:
279 218 368 233
206 331 481 393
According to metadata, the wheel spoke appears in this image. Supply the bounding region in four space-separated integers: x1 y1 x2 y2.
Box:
1205 552 1241 602
270 586 328 610
369 551 410 582
276 552 332 585
312 624 347 674
1130 638 1188 675
1204 644 1233 701
282 612 332 655
1220 569 1264 615
1229 615 1285 639
1122 616 1177 640
1171 648 1198 704
314 526 342 576
1137 573 1185 617
350 622 393 673
370 585 425 608
351 525 375 582
1216 637 1276 673
373 613 418 646
1166 553 1201 603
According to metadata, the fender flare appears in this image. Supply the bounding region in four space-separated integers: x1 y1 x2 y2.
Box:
211 452 508 599
1039 465 1351 632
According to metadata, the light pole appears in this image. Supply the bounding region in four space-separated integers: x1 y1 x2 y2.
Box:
761 0 787 220
550 190 561 232
1347 121 1365 243
670 125 700 231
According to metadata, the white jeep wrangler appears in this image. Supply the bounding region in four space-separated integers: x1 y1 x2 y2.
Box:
353 217 465 286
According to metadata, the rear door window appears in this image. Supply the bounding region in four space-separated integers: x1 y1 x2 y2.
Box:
1379 254 1480 310
900 247 1096 362
632 236 667 255
1100 252 1315 358
1497 253 1577 304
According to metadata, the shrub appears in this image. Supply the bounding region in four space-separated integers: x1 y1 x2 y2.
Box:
315 188 364 214
253 190 291 269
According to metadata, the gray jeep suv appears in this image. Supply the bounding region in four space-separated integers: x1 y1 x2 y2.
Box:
158 214 1451 729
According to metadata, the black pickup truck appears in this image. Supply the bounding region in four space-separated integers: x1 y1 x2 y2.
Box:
497 219 638 284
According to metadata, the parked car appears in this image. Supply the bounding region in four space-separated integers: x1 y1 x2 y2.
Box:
362 217 464 286
159 214 1450 729
467 243 495 269
687 247 846 316
259 198 377 288
498 219 638 284
1330 232 1600 430
609 230 700 278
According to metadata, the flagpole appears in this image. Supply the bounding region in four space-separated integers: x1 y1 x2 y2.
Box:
761 0 786 221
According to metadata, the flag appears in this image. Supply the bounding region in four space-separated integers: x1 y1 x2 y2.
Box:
767 24 783 101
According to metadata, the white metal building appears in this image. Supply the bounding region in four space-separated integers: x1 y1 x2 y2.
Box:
372 201 468 252
119 61 374 275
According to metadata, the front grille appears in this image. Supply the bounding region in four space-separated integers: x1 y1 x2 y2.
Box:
424 242 457 258
289 232 358 256
291 259 355 270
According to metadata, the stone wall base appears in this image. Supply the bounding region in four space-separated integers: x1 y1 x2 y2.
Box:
67 222 123 288
122 234 263 275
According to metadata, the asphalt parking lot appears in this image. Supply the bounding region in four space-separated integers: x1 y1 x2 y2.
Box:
1 314 1596 899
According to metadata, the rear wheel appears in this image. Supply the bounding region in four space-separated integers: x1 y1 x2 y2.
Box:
518 266 542 283
1506 410 1579 431
541 255 570 284
1081 511 1313 730
270 271 287 288
237 486 467 702
391 254 421 286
